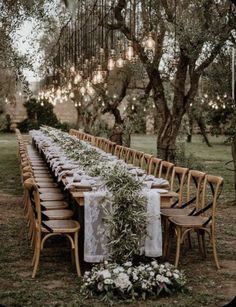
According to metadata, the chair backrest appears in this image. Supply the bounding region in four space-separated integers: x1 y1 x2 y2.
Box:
186 170 206 210
24 178 41 226
126 149 136 165
114 145 122 158
133 150 144 167
148 157 162 176
158 160 174 180
196 175 223 227
120 146 130 163
170 166 189 207
106 141 116 154
141 153 153 173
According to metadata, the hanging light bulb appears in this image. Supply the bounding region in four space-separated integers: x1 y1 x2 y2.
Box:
69 92 74 99
74 71 82 84
116 55 125 68
96 65 104 84
86 80 96 97
131 105 135 110
107 50 116 71
70 66 75 74
75 102 78 107
78 101 82 107
145 32 156 51
68 82 72 90
80 86 86 96
107 58 115 71
126 41 134 61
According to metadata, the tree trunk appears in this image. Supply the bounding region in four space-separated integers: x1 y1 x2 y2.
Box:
157 114 182 162
187 114 193 143
196 117 212 147
109 108 124 145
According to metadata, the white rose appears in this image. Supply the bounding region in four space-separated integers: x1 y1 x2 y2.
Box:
114 272 132 290
98 269 111 280
113 268 120 274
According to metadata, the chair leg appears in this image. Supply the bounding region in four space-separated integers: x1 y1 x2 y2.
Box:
74 232 81 276
32 232 41 278
197 230 204 257
187 232 192 249
201 232 207 258
163 217 169 260
211 231 220 269
175 227 182 268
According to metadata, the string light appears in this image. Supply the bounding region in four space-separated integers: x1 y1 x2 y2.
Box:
144 32 155 51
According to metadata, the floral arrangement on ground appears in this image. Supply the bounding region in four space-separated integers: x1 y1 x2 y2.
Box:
81 260 187 303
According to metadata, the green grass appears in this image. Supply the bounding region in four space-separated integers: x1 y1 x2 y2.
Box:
0 133 22 195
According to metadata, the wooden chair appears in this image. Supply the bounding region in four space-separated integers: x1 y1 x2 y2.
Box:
168 174 223 268
114 145 122 159
120 146 130 162
24 179 81 278
106 141 116 154
133 150 144 168
161 170 206 259
148 157 162 176
141 153 153 173
126 149 136 165
158 160 174 180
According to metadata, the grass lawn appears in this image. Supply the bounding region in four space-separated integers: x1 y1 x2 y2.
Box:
0 132 235 307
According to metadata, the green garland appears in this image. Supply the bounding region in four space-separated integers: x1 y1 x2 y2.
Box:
40 126 147 263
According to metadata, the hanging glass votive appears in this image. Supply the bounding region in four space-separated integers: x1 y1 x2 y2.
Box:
126 41 134 61
74 71 83 85
95 65 104 84
145 32 156 51
107 50 116 71
116 55 125 68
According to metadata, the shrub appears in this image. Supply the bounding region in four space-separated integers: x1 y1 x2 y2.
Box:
18 98 63 132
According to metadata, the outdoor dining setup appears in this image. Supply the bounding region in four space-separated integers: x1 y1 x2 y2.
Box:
15 126 223 279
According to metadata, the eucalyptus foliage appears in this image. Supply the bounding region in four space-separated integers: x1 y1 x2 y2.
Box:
41 126 147 262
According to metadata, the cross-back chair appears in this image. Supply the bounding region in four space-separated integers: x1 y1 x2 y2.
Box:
24 178 81 278
168 174 223 268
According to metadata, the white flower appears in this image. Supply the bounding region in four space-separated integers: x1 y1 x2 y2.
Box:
124 261 132 267
151 261 158 269
104 278 114 285
127 268 132 275
132 272 138 281
150 271 155 277
156 274 171 284
113 268 120 274
173 273 179 279
114 272 132 290
98 269 111 280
